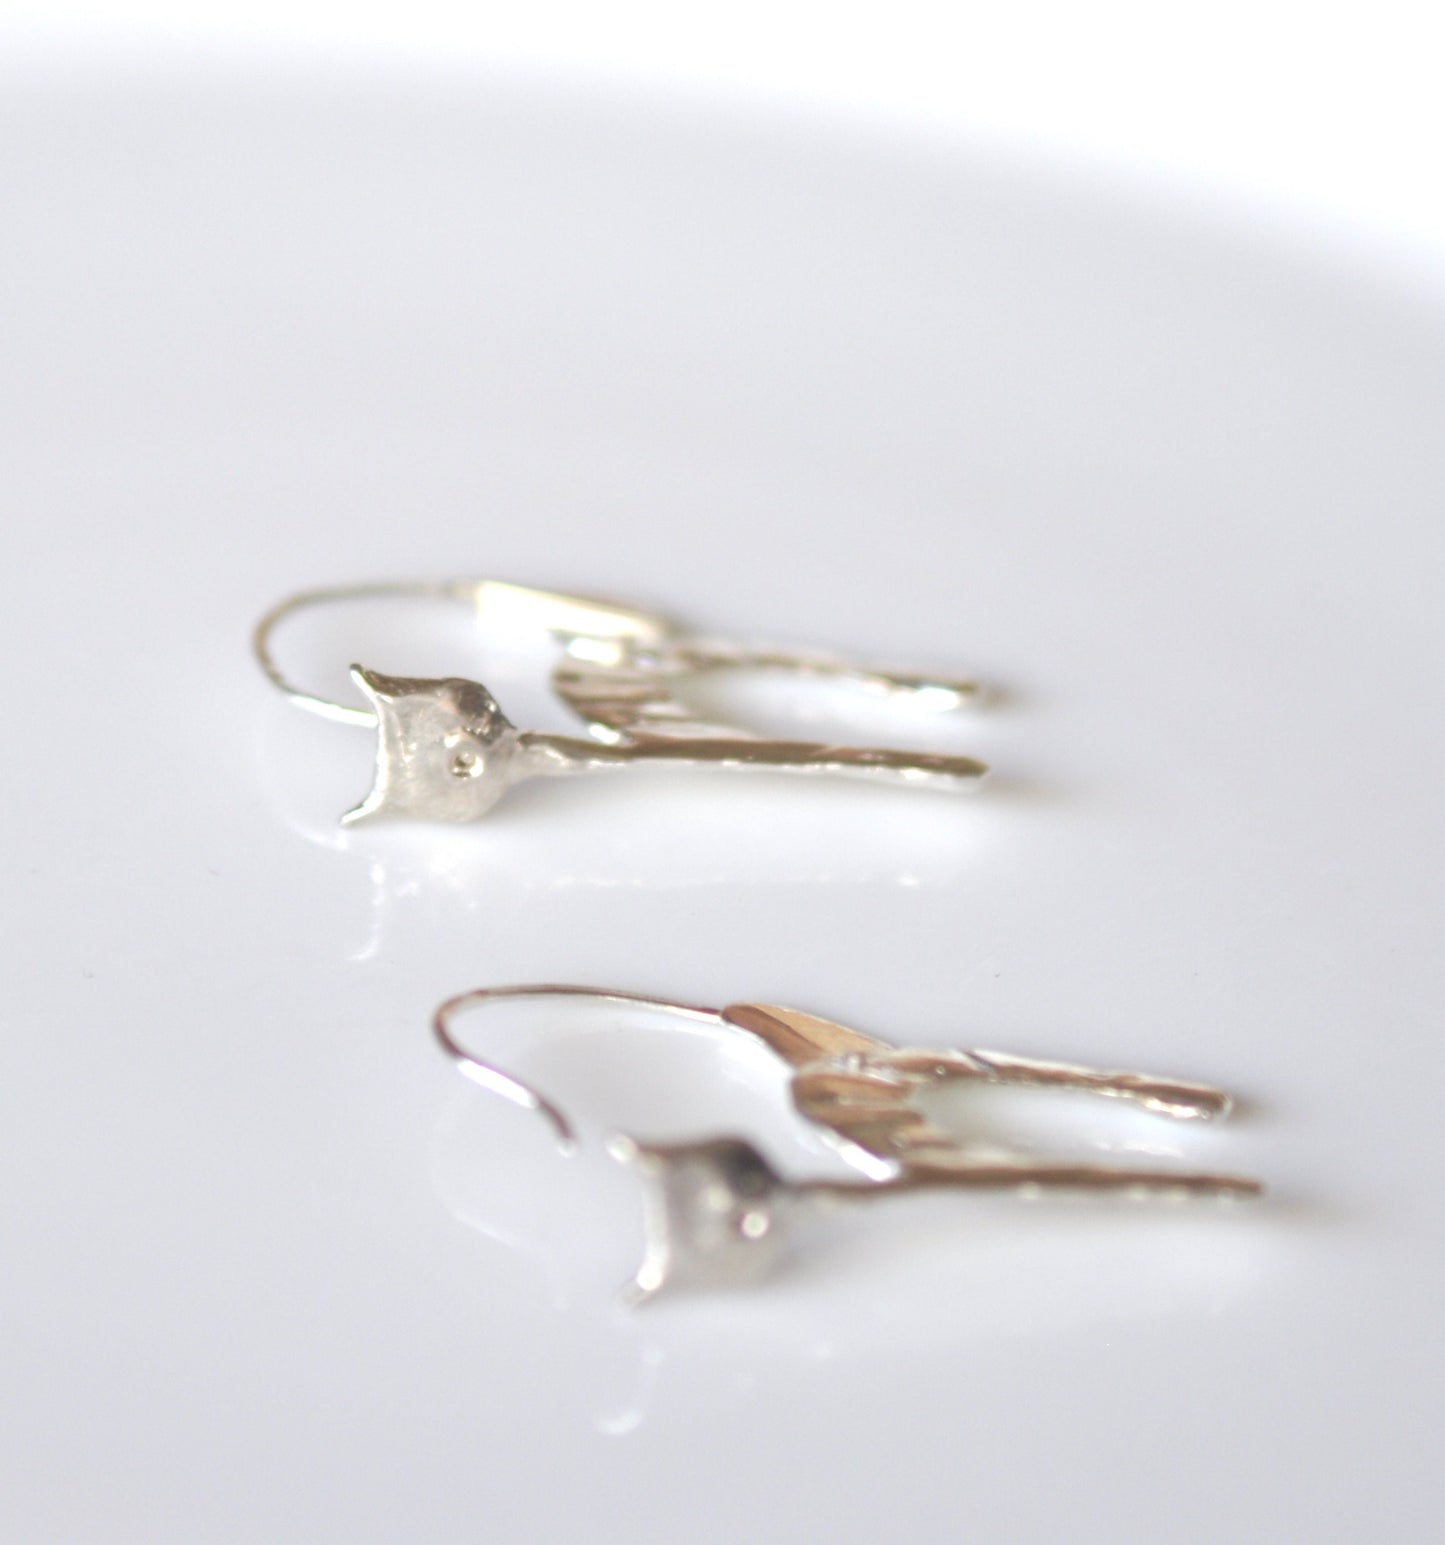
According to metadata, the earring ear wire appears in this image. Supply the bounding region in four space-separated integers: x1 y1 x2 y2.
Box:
432 984 725 1152
253 578 990 824
254 580 478 726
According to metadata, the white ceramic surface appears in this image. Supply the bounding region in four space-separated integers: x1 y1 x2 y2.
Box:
2 60 1442 1544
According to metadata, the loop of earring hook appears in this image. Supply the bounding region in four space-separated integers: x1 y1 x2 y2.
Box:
432 984 725 1151
253 578 677 728
253 580 479 727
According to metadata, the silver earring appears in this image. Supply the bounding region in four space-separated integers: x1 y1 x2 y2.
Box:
433 985 1262 1301
253 579 988 824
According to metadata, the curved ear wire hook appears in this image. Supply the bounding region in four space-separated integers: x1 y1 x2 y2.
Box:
254 580 474 726
252 578 672 728
432 984 726 1151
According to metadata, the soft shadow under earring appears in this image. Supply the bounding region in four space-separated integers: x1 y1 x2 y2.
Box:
254 578 990 825
432 985 1262 1301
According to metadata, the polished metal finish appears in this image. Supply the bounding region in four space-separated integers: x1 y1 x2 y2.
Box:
253 579 988 822
433 985 1263 1300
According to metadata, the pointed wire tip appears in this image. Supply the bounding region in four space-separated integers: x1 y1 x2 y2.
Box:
621 1273 663 1308
530 1092 578 1152
606 1133 644 1168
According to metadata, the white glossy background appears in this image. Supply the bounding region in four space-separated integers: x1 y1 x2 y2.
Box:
2 19 1443 1545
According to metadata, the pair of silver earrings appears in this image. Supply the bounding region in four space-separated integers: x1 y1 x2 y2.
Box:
256 578 1262 1299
